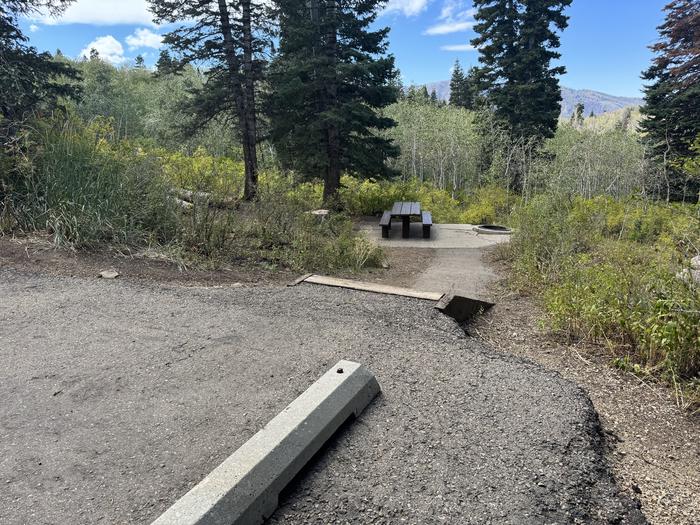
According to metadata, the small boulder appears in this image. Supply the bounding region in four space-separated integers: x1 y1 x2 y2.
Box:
691 255 700 271
99 270 120 279
677 268 700 286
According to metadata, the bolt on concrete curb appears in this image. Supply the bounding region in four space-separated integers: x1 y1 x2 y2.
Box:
151 360 380 525
296 274 444 301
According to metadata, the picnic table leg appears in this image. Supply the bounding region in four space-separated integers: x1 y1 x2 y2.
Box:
402 217 410 238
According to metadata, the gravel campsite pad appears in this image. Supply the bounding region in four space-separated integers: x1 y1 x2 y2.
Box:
0 268 644 524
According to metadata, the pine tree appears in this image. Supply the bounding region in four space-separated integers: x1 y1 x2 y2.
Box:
430 89 439 105
267 0 398 203
417 85 430 104
1 1 79 124
471 0 571 140
450 61 485 110
134 55 146 68
449 60 466 106
463 66 487 110
569 102 584 127
651 0 699 86
640 0 700 200
149 0 271 200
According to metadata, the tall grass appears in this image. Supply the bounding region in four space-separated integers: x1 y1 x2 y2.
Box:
507 194 700 408
5 117 178 247
1 116 382 273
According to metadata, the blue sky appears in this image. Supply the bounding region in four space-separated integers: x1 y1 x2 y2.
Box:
21 0 668 97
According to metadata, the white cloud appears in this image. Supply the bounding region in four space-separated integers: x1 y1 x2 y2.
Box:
441 44 476 52
424 21 474 35
425 0 476 35
29 24 40 32
80 35 126 64
383 0 431 17
126 28 163 50
39 0 154 26
440 1 475 21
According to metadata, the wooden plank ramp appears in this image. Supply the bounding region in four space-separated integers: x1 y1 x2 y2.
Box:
296 274 444 302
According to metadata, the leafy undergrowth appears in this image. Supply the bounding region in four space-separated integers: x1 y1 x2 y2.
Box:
505 194 700 410
339 176 516 224
1 117 382 274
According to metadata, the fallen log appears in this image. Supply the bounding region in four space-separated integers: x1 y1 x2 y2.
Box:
170 196 194 211
172 187 238 209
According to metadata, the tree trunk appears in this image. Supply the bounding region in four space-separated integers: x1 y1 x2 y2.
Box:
322 0 341 206
241 0 258 200
217 0 258 201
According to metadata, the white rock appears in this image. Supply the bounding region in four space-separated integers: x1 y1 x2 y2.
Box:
99 270 120 279
691 255 700 270
677 268 700 285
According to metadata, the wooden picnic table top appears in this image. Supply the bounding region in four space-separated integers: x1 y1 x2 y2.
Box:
391 201 421 217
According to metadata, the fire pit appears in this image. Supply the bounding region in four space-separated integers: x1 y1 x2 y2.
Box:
474 224 513 235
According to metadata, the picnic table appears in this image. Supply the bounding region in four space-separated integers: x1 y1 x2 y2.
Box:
380 201 432 239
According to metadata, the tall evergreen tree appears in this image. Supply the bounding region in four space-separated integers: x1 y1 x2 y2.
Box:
267 0 398 203
149 0 271 200
569 102 584 127
449 60 466 106
1 0 79 124
450 61 485 110
471 0 571 140
429 89 439 105
640 0 700 200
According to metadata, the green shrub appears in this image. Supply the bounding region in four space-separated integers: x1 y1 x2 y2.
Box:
508 193 700 406
160 147 243 197
338 176 516 224
6 117 178 248
235 186 382 272
545 241 699 381
462 184 516 225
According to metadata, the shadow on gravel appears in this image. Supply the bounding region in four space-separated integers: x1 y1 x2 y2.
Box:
274 413 361 514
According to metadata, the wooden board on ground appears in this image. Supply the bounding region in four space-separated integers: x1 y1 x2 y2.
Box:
299 274 444 301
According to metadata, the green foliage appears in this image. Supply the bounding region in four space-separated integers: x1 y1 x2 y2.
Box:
231 184 383 272
545 243 699 382
679 135 700 202
66 57 239 155
338 176 515 224
5 117 178 247
449 61 485 110
507 193 700 402
383 101 500 194
267 0 399 201
2 115 381 273
160 147 244 196
528 124 652 198
462 185 515 224
0 1 79 125
471 0 572 142
640 0 700 200
150 0 268 200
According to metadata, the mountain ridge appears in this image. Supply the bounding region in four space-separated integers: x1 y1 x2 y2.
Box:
423 80 643 117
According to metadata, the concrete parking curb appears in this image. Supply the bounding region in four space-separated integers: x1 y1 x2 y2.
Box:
151 360 380 525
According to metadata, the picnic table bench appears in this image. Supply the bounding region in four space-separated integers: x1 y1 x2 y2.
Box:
380 201 432 239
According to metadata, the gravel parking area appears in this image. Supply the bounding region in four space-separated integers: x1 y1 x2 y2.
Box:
0 268 644 524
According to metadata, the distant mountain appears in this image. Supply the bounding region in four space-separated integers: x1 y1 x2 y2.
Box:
559 88 643 117
425 80 452 102
422 81 643 117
